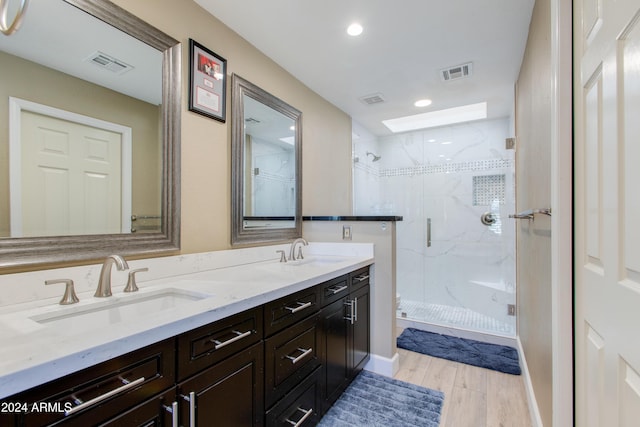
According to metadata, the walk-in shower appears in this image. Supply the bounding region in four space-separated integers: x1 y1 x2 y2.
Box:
353 118 516 337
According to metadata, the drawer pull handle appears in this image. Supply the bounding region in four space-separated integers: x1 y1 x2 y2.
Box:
65 376 145 416
354 274 370 282
181 391 196 427
285 347 313 364
285 407 313 427
285 301 312 313
211 329 252 350
328 285 348 295
163 401 178 427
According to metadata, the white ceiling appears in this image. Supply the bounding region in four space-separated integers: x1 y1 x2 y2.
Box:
0 1 162 105
195 0 535 136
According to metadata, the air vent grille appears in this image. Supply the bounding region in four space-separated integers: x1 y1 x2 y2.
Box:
441 62 473 81
86 51 133 74
359 93 386 105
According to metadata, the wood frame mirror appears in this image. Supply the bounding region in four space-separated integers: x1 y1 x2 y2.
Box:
231 74 302 246
0 0 181 268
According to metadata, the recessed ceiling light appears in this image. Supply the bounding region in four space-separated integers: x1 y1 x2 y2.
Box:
347 23 363 36
414 99 432 107
382 102 487 133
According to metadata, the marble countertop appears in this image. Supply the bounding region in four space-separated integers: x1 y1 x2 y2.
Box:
0 249 373 399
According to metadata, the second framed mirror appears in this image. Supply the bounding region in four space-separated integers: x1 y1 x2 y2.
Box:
231 74 302 246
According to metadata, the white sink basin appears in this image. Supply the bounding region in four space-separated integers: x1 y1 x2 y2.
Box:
29 289 211 333
261 256 345 270
286 257 344 266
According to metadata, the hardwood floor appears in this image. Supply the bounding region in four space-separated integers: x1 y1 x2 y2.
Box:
394 344 532 426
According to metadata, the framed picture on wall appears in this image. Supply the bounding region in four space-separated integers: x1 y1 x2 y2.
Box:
188 39 227 122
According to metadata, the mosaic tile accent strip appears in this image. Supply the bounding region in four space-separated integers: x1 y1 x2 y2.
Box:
378 158 513 178
473 174 506 205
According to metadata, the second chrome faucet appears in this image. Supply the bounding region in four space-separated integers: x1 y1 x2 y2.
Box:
95 255 129 297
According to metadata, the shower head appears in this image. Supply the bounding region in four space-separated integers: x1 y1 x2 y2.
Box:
366 151 381 162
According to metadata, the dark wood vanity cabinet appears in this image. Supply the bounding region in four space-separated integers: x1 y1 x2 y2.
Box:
263 287 322 427
1 265 371 427
177 342 264 427
320 267 371 411
176 307 265 427
6 339 176 426
349 268 371 376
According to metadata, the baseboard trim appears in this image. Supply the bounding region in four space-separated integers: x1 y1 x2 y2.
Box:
364 352 400 377
517 337 544 427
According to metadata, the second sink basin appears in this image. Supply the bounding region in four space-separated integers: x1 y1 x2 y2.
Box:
29 288 211 334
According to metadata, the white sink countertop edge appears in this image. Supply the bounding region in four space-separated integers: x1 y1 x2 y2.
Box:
0 243 373 399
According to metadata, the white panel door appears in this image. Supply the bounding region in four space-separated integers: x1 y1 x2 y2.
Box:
574 0 640 425
19 111 122 236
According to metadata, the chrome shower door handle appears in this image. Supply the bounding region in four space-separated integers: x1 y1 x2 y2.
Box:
426 218 432 247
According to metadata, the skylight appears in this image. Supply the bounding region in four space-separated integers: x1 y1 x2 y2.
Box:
382 102 487 133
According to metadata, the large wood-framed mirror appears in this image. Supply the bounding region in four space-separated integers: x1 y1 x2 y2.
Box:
0 0 181 268
231 74 302 246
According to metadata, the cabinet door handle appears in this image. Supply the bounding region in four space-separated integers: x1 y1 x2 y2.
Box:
285 407 313 427
64 376 145 416
210 329 252 350
285 301 312 313
328 285 348 295
285 347 313 364
354 297 358 322
181 391 196 427
163 401 178 427
354 274 369 282
344 300 355 325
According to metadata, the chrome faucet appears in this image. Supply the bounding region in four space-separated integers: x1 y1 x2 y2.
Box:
95 255 129 297
289 238 308 261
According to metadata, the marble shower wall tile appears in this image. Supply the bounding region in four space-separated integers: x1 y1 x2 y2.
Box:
353 118 516 332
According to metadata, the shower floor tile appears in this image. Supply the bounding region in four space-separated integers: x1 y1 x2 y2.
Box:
397 299 515 335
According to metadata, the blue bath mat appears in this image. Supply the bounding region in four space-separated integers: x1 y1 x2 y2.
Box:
397 328 521 375
318 370 444 427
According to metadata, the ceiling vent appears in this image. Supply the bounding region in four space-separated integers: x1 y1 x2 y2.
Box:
359 93 386 105
440 62 473 81
86 51 133 74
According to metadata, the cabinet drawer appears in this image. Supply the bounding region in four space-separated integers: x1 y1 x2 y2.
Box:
350 266 371 291
99 389 176 427
265 314 321 408
319 274 349 307
178 342 264 427
265 367 321 427
177 306 263 381
13 339 175 427
264 287 319 336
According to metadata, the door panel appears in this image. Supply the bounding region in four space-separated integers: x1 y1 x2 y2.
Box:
19 111 123 236
574 0 640 424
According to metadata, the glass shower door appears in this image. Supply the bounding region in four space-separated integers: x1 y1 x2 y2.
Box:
392 119 517 337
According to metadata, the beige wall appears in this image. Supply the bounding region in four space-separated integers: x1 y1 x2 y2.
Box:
515 0 553 425
112 0 353 255
0 51 161 237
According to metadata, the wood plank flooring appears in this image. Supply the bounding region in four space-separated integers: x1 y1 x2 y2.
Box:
394 335 532 426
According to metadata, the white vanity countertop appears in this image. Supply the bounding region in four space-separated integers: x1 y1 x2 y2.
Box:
0 243 373 399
